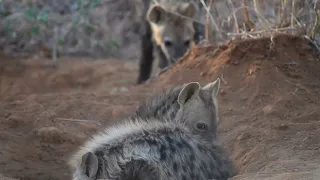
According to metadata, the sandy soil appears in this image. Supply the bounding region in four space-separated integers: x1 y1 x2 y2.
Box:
0 34 320 180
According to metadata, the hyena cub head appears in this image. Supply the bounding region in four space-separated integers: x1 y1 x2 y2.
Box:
175 78 221 142
147 2 197 63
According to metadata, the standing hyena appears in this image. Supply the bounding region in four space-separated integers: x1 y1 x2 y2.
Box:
132 78 221 141
69 119 234 180
136 0 208 84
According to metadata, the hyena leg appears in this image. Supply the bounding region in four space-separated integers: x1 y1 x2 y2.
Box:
145 66 166 84
158 66 170 75
137 22 154 85
145 64 169 84
145 46 169 84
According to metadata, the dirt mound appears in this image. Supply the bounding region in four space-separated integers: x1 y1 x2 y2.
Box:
152 34 320 179
1 34 320 180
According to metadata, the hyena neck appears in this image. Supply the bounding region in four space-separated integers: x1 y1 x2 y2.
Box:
133 86 183 121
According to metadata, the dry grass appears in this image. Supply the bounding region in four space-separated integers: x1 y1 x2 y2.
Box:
199 0 320 43
0 0 319 58
0 0 140 59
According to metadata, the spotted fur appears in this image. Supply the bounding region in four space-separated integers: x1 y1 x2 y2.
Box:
69 119 234 180
68 79 234 180
132 78 221 141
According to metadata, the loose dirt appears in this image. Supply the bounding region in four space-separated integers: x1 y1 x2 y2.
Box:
1 34 320 180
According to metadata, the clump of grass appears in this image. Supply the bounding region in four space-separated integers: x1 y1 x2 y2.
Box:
0 0 134 58
160 0 319 47
197 0 320 44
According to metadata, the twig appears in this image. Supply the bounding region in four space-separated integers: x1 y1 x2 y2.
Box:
52 26 58 62
199 0 222 38
151 0 159 4
291 87 300 99
279 0 288 28
227 27 295 36
205 0 213 42
56 118 102 126
242 0 255 31
221 73 228 85
267 35 275 59
232 6 273 30
228 0 239 33
290 0 296 34
312 0 320 40
284 79 311 94
253 0 269 30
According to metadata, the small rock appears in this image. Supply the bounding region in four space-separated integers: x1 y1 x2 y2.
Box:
220 89 226 96
277 123 289 130
112 108 124 118
233 60 239 65
120 87 129 92
33 127 65 144
6 115 27 128
5 113 11 118
110 88 118 94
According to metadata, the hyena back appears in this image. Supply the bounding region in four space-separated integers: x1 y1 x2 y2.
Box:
136 0 208 84
69 119 234 180
132 78 221 141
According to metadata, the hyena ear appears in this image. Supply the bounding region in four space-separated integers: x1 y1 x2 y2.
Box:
202 78 221 97
79 152 99 178
178 2 197 18
178 82 201 105
147 5 167 24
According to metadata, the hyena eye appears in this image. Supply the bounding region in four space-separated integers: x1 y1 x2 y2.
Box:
196 123 206 131
184 40 190 46
164 40 173 47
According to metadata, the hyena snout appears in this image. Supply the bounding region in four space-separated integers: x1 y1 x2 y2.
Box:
165 43 190 63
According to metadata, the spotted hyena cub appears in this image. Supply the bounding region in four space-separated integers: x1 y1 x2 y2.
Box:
69 119 234 180
132 78 221 141
68 78 234 180
136 0 208 84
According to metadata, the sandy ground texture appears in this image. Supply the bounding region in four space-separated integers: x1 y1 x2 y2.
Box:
0 174 17 180
0 34 320 180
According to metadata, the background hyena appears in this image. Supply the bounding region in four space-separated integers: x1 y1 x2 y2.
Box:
136 0 209 84
69 119 234 180
132 78 221 141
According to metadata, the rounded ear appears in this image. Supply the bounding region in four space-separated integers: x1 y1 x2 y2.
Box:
178 82 201 105
80 152 99 178
202 78 221 97
147 5 167 24
178 2 197 18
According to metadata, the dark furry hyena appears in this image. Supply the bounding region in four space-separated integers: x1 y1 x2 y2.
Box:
69 119 234 180
132 78 221 141
136 0 208 84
